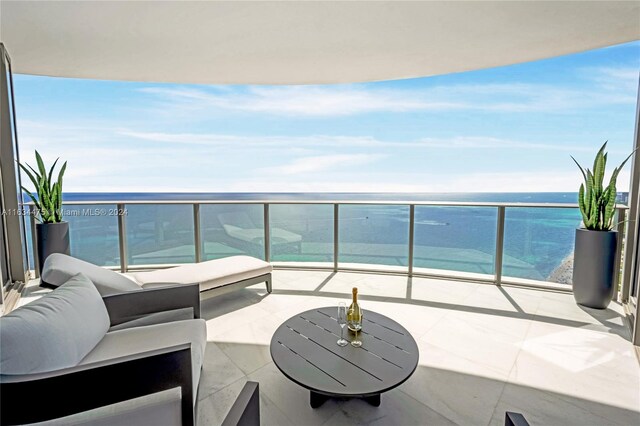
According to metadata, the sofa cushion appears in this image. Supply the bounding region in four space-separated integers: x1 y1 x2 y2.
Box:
42 253 140 295
0 273 110 375
129 255 272 292
80 319 207 402
30 389 181 426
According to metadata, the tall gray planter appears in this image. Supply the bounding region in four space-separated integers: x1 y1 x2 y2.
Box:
572 228 617 309
36 222 70 278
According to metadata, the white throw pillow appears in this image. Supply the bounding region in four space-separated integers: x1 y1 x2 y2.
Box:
0 273 109 375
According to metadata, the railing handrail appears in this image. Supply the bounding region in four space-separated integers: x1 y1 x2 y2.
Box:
26 199 629 294
24 199 629 209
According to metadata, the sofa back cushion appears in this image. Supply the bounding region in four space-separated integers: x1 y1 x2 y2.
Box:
42 253 140 295
0 273 110 375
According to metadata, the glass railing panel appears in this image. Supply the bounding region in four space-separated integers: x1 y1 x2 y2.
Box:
62 204 120 266
199 204 265 260
270 204 333 265
24 210 34 270
125 204 195 266
339 204 409 270
413 206 496 278
502 207 582 285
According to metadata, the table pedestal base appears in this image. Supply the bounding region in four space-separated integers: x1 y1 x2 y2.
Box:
310 391 330 408
310 391 381 408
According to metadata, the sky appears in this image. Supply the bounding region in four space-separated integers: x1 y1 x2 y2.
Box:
12 41 640 193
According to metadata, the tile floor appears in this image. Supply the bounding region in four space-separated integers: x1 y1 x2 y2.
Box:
195 270 640 426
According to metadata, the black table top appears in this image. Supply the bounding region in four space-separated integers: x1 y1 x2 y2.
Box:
270 307 419 397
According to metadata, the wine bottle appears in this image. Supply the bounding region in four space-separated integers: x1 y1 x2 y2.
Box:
347 287 362 332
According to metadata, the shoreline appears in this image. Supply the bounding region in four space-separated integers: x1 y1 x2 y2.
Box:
547 253 573 285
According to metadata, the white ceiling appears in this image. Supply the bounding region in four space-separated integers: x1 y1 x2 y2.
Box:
1 1 639 85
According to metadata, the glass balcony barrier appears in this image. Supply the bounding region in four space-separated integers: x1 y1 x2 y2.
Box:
23 200 627 291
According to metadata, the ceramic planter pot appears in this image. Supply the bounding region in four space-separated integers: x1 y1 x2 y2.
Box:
36 221 70 276
572 228 617 309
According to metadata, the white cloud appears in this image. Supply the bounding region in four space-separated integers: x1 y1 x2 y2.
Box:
586 66 639 93
264 154 384 175
224 170 631 194
119 129 593 152
139 86 464 117
139 71 638 118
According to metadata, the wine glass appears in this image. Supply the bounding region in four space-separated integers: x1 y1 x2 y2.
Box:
337 303 348 347
350 326 362 347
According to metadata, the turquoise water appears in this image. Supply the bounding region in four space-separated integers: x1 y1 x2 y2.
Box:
25 192 621 284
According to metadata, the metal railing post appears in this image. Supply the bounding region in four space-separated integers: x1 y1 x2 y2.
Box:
29 204 38 278
334 204 339 272
615 207 628 301
264 204 270 262
408 204 415 276
193 204 201 263
117 203 128 273
494 206 506 285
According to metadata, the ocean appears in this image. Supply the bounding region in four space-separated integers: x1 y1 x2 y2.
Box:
28 192 625 284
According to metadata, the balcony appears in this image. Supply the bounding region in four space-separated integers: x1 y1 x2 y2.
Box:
16 199 638 425
190 269 637 425
2 2 640 424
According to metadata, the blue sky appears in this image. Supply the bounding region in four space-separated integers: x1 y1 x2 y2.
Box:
13 41 640 193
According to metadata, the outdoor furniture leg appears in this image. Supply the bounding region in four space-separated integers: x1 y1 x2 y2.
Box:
364 394 381 407
310 391 329 408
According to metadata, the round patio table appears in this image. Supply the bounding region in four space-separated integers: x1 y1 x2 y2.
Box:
270 306 419 407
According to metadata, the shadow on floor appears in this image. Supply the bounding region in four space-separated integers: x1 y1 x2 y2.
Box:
197 341 638 426
198 272 631 340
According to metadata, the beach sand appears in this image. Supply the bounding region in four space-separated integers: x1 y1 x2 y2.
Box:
547 253 573 284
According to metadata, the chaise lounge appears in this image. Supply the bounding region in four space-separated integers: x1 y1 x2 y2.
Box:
41 253 272 297
217 212 302 257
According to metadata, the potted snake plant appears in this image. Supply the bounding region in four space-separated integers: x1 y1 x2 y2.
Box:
19 151 69 275
571 142 633 309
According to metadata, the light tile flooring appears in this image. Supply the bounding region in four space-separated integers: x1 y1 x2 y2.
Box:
196 270 640 426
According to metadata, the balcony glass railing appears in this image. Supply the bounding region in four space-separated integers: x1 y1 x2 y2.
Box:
339 204 410 271
25 200 627 290
125 204 195 266
413 205 497 279
200 203 265 261
65 204 120 267
270 204 333 265
503 207 583 284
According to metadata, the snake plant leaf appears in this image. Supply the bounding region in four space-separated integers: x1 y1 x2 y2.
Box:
35 150 47 178
593 141 607 173
589 194 598 229
25 162 41 181
585 170 594 215
18 163 40 190
610 150 636 186
573 141 633 231
594 153 605 196
603 183 617 229
18 151 67 223
38 178 52 222
571 156 588 185
51 183 61 222
21 186 38 206
578 184 589 225
57 161 67 189
47 158 59 191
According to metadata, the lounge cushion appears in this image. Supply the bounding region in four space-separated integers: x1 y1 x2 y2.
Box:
80 319 207 402
42 254 140 295
129 255 272 292
108 308 195 332
0 273 109 375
